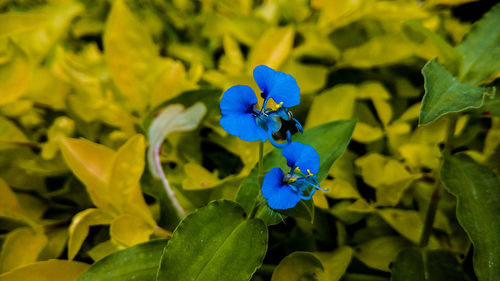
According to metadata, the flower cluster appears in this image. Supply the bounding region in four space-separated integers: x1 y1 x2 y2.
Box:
220 65 326 210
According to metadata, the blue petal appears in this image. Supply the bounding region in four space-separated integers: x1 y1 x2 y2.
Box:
220 113 267 142
281 142 320 174
220 85 267 141
253 65 300 108
262 167 302 210
220 85 257 115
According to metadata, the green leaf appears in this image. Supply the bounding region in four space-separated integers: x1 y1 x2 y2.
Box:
419 58 495 125
456 3 500 84
236 120 356 224
76 239 168 281
391 248 470 281
441 154 500 281
157 200 268 281
271 252 324 281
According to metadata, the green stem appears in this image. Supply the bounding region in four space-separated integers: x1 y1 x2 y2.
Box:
419 115 457 247
249 142 265 219
258 141 264 182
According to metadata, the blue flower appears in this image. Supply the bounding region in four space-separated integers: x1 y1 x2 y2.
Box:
219 65 302 148
261 142 327 210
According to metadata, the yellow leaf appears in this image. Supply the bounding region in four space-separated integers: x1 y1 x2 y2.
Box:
354 236 411 272
110 135 155 226
59 137 114 189
87 240 120 262
104 0 158 112
59 137 116 214
0 227 47 273
313 0 363 31
328 149 357 186
395 78 421 98
294 24 339 63
182 163 221 190
423 0 478 7
16 193 46 222
38 227 68 261
411 117 448 144
61 135 155 226
0 39 32 106
355 154 420 206
352 122 384 143
152 58 196 107
357 81 391 100
397 103 421 122
372 98 392 126
385 121 412 150
323 178 360 199
41 117 75 160
305 85 357 129
0 116 28 150
280 59 328 94
24 68 69 110
109 135 145 198
208 135 259 174
315 246 353 281
364 1 428 21
221 33 244 73
122 183 158 227
347 199 375 213
110 214 153 247
249 26 294 69
0 178 33 225
67 208 113 260
399 143 441 170
0 2 83 63
377 208 423 243
342 35 425 68
0 260 89 281
312 192 329 209
0 13 48 38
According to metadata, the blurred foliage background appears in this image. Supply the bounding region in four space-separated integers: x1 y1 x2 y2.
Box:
0 0 499 280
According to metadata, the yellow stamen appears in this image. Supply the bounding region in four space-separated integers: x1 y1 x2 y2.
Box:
307 169 313 176
295 166 302 173
270 101 283 110
288 177 297 183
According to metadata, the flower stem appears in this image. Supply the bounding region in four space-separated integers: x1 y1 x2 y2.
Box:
419 115 457 247
258 141 264 182
249 142 265 220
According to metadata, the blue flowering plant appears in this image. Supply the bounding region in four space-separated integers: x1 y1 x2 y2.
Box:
219 65 303 148
261 142 327 210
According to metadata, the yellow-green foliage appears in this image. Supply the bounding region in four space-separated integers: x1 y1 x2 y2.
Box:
0 0 499 280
